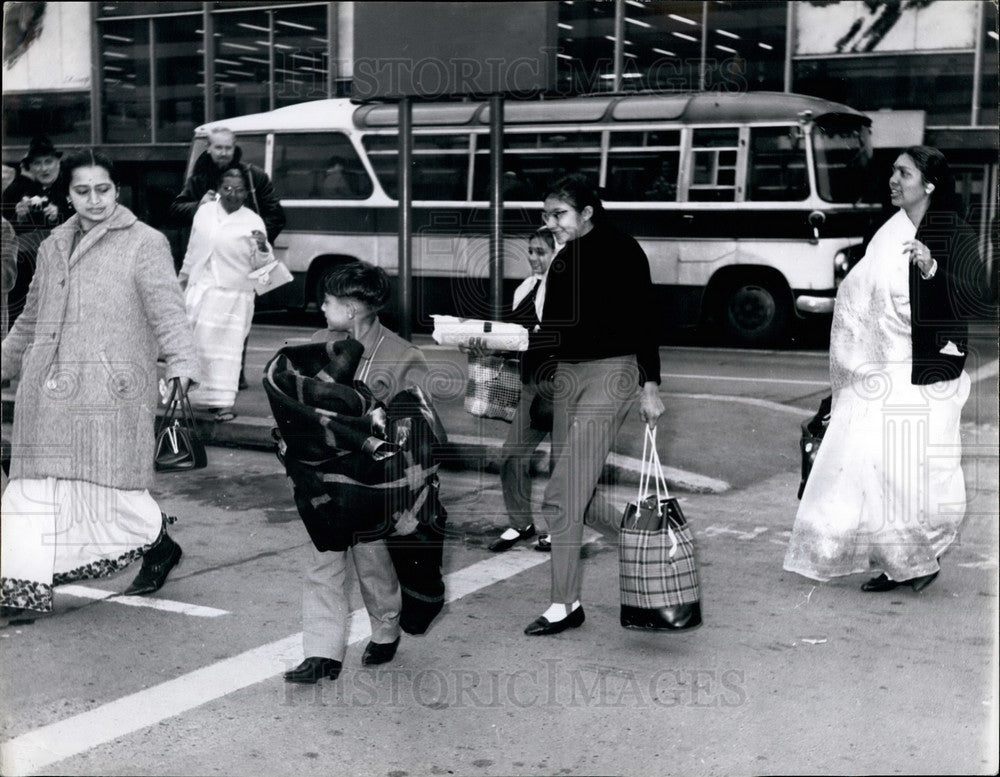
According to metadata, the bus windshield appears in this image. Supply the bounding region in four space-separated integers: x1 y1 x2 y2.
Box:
812 117 874 204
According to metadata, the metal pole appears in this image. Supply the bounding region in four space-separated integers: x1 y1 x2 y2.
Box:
89 1 101 145
327 2 337 98
613 0 624 93
970 0 984 126
203 4 215 123
784 1 794 93
699 1 707 91
398 96 413 340
489 93 504 320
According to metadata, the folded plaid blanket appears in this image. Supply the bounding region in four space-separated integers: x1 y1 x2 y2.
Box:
263 340 447 633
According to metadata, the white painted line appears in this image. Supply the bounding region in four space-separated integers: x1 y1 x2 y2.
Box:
1 533 599 777
56 585 229 618
667 393 816 417
968 358 999 384
445 434 731 493
606 452 730 494
662 372 829 387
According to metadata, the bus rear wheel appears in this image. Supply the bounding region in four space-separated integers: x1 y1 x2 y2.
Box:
719 277 791 347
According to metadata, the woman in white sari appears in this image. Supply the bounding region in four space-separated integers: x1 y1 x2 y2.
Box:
784 146 988 593
179 167 272 420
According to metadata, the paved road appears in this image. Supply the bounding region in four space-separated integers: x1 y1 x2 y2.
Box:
1 330 997 776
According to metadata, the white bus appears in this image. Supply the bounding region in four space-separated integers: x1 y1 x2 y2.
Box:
185 91 880 345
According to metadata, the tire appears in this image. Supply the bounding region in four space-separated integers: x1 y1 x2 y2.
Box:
719 276 791 347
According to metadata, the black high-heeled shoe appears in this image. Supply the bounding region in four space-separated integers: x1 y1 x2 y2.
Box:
860 573 903 592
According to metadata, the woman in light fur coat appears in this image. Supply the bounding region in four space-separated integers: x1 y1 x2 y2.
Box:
1 149 200 623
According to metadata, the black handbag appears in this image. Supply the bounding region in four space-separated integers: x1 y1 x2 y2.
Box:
797 395 832 499
619 426 702 632
154 381 208 472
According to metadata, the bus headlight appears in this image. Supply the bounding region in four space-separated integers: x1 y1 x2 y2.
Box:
834 244 864 287
834 250 851 285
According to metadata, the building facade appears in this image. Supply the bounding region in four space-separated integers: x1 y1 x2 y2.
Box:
2 0 997 239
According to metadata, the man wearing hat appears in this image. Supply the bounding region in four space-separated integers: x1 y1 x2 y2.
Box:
1 135 72 326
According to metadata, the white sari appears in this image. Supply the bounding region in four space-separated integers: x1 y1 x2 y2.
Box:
180 201 270 410
783 210 970 582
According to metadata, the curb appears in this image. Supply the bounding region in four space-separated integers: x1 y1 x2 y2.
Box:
1 396 730 494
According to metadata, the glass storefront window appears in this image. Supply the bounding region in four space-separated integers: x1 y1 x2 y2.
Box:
97 2 201 17
273 5 328 108
619 1 704 93
102 19 152 143
213 9 270 119
155 15 203 142
2 92 91 147
794 53 976 125
980 0 998 124
556 1 616 95
706 1 786 92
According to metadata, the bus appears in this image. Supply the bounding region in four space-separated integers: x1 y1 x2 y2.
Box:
185 91 880 345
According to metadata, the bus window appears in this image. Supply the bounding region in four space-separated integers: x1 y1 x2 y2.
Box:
689 127 739 202
606 130 681 201
238 134 267 170
813 120 874 204
747 126 808 201
362 134 470 200
471 131 601 201
272 132 371 199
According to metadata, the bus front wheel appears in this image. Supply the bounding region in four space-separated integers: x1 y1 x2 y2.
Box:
718 276 791 347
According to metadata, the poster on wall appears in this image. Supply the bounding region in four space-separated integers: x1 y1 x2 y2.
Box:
796 0 978 55
2 1 91 91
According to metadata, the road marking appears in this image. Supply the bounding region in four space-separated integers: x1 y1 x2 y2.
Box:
700 525 770 540
969 358 999 384
56 586 229 618
1 531 600 776
605 452 729 493
666 393 815 417
446 435 731 493
662 372 829 387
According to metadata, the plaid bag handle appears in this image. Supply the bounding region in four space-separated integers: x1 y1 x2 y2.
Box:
637 426 678 557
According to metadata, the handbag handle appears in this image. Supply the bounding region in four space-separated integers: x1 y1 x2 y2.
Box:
637 425 671 506
157 379 201 439
636 426 678 556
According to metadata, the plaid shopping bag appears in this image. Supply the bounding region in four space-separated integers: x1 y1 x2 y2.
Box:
619 426 702 631
464 352 521 423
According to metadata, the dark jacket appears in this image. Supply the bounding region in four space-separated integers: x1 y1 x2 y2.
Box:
169 147 285 243
502 276 545 384
909 209 991 385
1 173 72 235
529 221 661 386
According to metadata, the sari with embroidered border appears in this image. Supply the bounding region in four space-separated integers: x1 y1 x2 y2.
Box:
783 210 970 582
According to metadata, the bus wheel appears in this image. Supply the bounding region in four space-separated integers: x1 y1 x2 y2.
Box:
719 277 791 347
